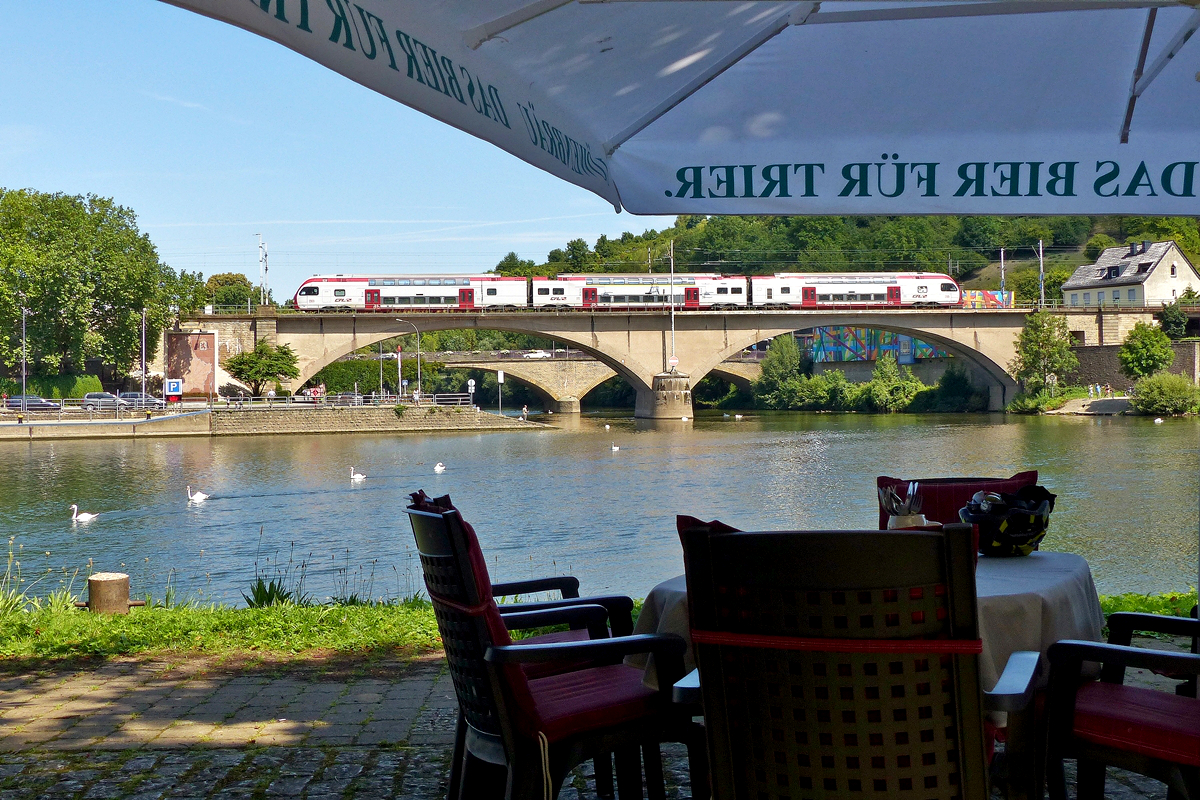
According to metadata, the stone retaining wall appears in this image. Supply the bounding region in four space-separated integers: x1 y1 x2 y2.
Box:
0 406 537 441
1069 341 1199 389
209 405 534 436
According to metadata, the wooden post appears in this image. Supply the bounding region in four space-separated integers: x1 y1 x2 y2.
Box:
77 572 146 614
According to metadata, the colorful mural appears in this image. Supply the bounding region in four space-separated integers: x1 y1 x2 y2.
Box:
808 327 948 364
961 290 1014 308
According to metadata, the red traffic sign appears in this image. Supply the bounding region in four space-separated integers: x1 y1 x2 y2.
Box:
668 356 679 367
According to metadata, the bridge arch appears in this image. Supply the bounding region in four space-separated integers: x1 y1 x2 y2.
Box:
217 309 1032 416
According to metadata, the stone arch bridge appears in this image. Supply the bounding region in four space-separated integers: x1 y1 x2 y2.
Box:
186 308 1153 417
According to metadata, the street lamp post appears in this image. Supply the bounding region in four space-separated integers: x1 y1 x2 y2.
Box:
394 319 422 401
21 307 28 413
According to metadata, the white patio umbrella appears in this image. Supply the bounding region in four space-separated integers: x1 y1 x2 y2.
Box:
168 0 1199 589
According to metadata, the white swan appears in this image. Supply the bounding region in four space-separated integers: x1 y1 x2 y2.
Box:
350 466 366 482
434 462 446 473
611 442 620 452
734 414 744 420
1154 418 1164 424
186 486 209 503
604 424 610 430
69 504 98 523
723 413 730 418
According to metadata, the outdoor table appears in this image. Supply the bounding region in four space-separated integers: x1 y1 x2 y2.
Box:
628 550 1104 800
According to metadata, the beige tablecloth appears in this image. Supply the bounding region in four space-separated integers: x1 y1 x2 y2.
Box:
629 551 1104 694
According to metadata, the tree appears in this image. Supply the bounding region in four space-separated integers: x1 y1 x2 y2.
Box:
1155 300 1189 339
223 340 300 395
1084 233 1118 261
1009 311 1079 393
0 188 181 377
1118 322 1174 380
564 238 592 270
494 251 539 277
752 336 806 408
206 273 258 308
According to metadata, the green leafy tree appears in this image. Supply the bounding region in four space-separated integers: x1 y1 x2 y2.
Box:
1118 322 1174 380
223 340 300 395
1084 233 1118 261
860 353 925 412
564 238 592 270
1155 300 1189 339
0 188 181 377
494 251 540 277
206 273 258 308
752 336 806 408
1009 311 1079 393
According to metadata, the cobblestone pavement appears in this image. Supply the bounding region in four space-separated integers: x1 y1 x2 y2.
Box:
0 650 1178 799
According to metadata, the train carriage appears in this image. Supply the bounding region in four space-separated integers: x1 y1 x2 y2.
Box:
532 273 748 310
750 273 961 309
293 274 527 311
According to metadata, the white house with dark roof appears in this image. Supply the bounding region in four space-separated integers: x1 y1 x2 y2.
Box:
1062 240 1199 308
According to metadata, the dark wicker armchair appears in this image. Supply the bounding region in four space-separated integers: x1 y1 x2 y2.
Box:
407 491 706 800
679 522 1038 800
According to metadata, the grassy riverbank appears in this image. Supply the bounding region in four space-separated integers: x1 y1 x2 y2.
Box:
0 590 1191 662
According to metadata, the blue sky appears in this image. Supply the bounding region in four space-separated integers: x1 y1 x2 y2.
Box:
0 1 674 296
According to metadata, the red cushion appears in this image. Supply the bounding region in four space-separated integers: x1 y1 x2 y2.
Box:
529 663 663 742
519 629 593 680
1074 681 1200 766
876 472 1038 529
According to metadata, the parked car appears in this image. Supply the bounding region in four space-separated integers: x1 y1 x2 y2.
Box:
82 392 130 411
118 392 166 409
522 350 553 359
3 394 61 410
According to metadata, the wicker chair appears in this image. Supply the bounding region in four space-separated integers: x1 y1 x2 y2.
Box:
407 492 706 800
1047 613 1200 800
679 522 1038 800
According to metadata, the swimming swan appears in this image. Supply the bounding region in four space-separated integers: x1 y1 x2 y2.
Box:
186 486 209 503
70 504 98 523
611 443 620 452
434 462 446 473
350 467 366 482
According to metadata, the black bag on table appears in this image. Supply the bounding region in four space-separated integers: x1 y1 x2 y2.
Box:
959 485 1056 557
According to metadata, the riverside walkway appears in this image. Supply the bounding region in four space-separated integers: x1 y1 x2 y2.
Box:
0 650 1175 799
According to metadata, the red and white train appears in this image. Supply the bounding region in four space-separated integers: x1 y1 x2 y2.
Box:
291 272 961 311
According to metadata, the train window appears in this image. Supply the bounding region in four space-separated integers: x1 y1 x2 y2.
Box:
611 278 625 285
299 287 319 296
874 294 885 301
613 295 626 303
598 278 611 285
486 288 498 296
414 279 427 286
537 288 550 295
643 295 656 303
334 289 346 297
368 279 377 286
412 296 427 304
766 288 773 299
397 297 411 304
428 279 442 286
399 279 411 286
731 287 743 294
600 294 613 302
819 294 831 301
383 297 397 305
833 294 845 301
383 280 395 286
780 287 791 294
552 288 565 296
940 283 956 292
716 287 729 295
653 277 669 285
585 278 596 285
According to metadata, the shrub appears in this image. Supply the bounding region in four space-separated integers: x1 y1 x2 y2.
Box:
1118 322 1174 379
0 374 102 399
908 364 989 412
1084 233 1118 261
1131 372 1199 415
1155 301 1189 339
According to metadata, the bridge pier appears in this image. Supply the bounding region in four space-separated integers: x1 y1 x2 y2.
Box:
636 371 694 419
550 396 581 414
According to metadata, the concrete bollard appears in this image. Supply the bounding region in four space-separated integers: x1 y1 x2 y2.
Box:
72 572 148 614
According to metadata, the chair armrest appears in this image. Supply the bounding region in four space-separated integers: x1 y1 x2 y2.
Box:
485 633 685 666
501 604 610 641
1106 612 1200 645
492 576 580 599
496 595 635 637
672 668 701 706
1050 639 1200 677
983 651 1040 712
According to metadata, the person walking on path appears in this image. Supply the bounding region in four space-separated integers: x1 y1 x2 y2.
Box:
521 404 528 421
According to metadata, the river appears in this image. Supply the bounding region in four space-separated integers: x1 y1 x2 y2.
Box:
0 412 1196 605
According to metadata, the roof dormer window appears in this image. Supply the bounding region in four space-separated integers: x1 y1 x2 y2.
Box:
1107 266 1120 279
1138 262 1152 273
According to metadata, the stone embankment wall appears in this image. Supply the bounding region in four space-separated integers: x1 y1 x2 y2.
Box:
1069 341 1199 389
0 407 538 441
209 406 534 436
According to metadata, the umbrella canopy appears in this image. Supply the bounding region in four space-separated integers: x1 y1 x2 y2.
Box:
165 1 1200 216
